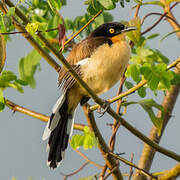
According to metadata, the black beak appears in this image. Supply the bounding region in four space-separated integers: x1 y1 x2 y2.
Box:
121 26 137 33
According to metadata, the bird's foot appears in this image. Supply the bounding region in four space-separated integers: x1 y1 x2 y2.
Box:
97 100 110 117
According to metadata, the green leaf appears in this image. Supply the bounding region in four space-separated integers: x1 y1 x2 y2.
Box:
15 79 28 86
98 0 115 9
19 50 41 88
123 99 164 135
94 13 104 27
6 7 15 17
166 0 180 4
0 71 17 84
70 134 84 149
10 81 24 93
138 86 146 98
160 30 180 43
149 74 160 90
0 33 6 73
102 12 113 22
25 22 39 35
147 33 159 40
127 17 141 45
125 81 134 89
120 0 125 7
140 1 164 7
64 18 73 30
70 127 98 150
0 14 6 33
47 0 62 10
47 14 62 38
154 49 169 64
86 0 103 15
0 89 5 112
171 72 180 85
130 64 141 82
138 99 164 135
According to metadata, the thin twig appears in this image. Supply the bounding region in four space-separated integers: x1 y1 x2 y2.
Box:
99 165 108 180
0 27 59 35
74 148 103 169
5 0 101 68
0 3 60 72
60 162 89 179
141 2 179 35
109 152 157 179
60 10 102 51
104 164 120 180
128 153 134 180
134 4 140 18
141 12 179 26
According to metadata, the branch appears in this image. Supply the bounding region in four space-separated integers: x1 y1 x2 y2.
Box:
104 164 120 180
60 10 102 52
5 0 102 64
3 0 180 174
4 0 108 110
161 1 180 39
0 2 60 72
90 57 180 112
109 152 157 179
83 104 123 180
128 153 134 180
74 148 103 169
134 4 141 18
101 77 126 178
158 163 180 180
60 162 89 179
141 13 178 26
133 63 180 180
5 98 85 131
141 2 179 35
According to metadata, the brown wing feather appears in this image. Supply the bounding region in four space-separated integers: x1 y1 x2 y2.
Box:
58 36 111 91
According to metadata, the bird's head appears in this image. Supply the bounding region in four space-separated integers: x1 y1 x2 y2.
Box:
89 22 136 43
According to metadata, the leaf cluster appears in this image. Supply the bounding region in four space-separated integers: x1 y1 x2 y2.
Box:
125 18 180 98
70 126 98 150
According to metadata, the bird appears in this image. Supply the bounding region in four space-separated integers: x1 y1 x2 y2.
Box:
42 22 136 168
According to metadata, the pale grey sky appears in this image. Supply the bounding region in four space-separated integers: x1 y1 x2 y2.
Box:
1 1 180 180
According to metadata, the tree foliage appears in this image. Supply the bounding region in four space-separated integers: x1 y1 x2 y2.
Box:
0 0 180 179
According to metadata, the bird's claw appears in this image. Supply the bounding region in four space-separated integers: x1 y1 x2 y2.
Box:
97 100 110 117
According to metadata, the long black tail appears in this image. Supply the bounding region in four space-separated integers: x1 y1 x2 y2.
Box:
43 94 74 168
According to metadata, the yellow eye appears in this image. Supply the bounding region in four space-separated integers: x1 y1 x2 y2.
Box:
109 28 115 34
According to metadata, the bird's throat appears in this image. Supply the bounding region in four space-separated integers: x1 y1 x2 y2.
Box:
111 33 125 43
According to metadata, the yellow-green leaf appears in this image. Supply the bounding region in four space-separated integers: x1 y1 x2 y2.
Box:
127 17 141 45
25 22 39 35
